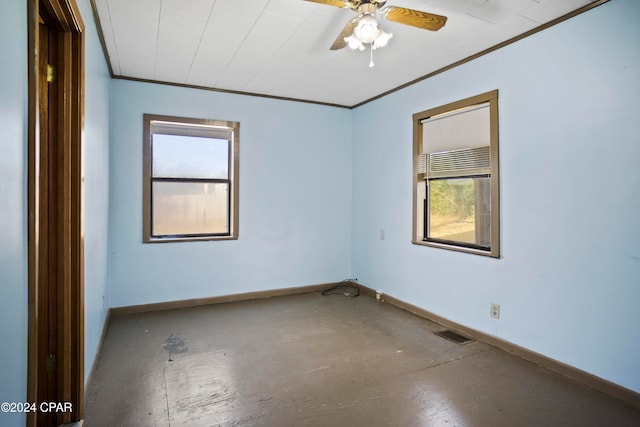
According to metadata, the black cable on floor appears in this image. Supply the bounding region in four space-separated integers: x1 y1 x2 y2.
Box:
321 280 359 297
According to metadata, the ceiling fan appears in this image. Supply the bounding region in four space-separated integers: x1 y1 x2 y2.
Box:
305 0 447 53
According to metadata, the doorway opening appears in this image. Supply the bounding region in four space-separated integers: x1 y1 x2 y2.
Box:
27 0 85 425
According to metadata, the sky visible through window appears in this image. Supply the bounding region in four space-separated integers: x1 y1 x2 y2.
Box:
152 134 229 180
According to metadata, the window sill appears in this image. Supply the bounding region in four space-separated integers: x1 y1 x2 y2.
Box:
412 239 499 258
144 235 238 243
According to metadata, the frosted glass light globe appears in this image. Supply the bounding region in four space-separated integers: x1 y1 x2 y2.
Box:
354 15 380 43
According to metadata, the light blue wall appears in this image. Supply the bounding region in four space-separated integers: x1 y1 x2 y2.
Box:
0 0 28 425
0 1 110 425
109 82 352 307
78 0 111 384
351 0 640 393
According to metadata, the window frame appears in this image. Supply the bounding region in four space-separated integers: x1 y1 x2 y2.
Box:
412 90 500 258
143 114 240 243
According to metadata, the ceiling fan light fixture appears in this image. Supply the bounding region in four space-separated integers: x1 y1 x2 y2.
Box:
345 12 392 53
373 29 392 49
345 34 365 51
354 14 379 43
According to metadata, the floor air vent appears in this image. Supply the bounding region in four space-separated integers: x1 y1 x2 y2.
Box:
435 330 474 344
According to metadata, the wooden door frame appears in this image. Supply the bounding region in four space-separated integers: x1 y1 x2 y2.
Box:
27 0 85 425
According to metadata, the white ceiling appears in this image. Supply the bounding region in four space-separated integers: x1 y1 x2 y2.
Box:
92 0 601 107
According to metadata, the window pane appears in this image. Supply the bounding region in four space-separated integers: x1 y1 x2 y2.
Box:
152 181 229 236
153 134 229 179
428 177 491 247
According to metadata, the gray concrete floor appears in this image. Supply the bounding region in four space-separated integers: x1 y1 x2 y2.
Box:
84 292 640 426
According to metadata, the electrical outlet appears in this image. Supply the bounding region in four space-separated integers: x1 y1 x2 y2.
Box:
379 229 385 240
490 303 500 319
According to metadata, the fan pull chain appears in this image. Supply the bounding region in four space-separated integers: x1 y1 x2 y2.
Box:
369 43 374 68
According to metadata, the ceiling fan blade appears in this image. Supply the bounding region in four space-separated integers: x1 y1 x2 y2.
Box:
304 0 349 8
330 18 358 50
379 6 447 31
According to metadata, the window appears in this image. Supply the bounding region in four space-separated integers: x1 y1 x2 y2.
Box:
143 114 239 242
412 91 499 257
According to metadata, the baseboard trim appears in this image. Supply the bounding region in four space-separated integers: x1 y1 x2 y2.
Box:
358 284 640 409
109 282 333 316
84 308 111 394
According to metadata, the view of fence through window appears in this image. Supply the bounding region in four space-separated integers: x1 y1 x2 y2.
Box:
152 181 229 235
